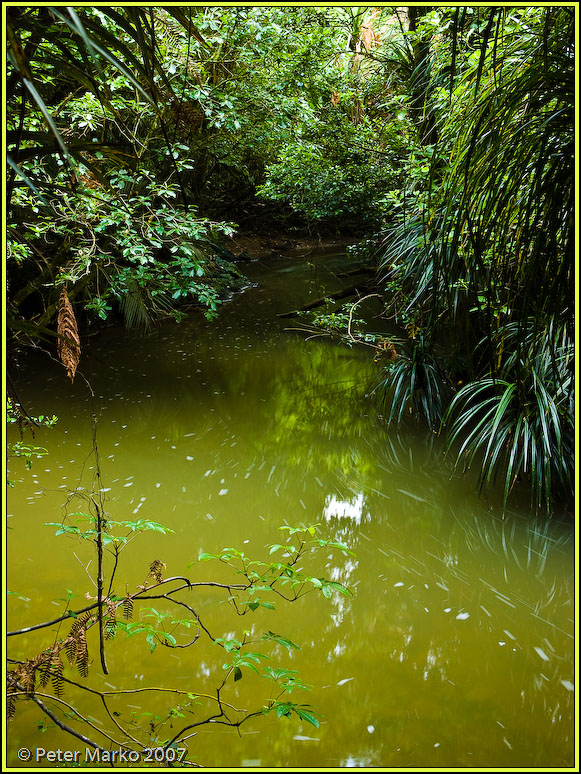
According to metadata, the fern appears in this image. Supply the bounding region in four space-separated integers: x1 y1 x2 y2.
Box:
56 287 81 382
76 629 89 677
38 650 53 689
7 694 16 721
105 605 117 640
148 559 166 584
122 596 134 621
64 635 78 667
50 651 64 698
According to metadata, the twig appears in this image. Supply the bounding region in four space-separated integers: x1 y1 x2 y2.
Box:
24 692 109 754
58 673 244 713
7 578 247 637
347 293 381 341
7 602 99 636
165 709 265 752
10 689 130 749
73 552 97 590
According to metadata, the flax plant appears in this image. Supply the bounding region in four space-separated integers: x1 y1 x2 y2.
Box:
376 7 574 512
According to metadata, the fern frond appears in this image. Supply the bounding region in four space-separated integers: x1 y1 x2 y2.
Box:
18 662 36 697
76 630 89 677
64 636 78 666
50 652 64 698
148 559 166 584
38 650 53 689
105 605 117 640
122 597 134 621
57 287 81 381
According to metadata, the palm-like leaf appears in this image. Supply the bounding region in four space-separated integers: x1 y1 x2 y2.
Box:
373 335 445 431
376 8 573 511
445 318 573 511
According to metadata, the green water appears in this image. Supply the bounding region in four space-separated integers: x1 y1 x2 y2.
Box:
7 252 575 768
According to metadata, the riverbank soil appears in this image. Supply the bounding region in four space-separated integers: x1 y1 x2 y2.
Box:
225 228 356 260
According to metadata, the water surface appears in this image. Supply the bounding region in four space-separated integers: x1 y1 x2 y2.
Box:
7 251 575 768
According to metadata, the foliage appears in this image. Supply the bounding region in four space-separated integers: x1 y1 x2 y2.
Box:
368 7 574 511
444 319 574 511
6 6 245 343
6 5 573 516
258 116 402 230
6 398 58 486
373 334 445 431
8 503 353 759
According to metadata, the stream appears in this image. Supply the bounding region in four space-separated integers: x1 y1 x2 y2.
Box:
7 249 575 768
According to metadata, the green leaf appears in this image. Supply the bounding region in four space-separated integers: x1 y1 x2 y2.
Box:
7 156 49 206
295 707 320 728
196 552 218 562
217 638 242 652
21 78 73 164
262 631 301 650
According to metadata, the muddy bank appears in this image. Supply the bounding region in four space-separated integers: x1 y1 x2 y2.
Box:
225 230 356 260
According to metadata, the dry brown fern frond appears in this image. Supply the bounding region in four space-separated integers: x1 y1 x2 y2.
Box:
105 618 117 640
6 671 19 719
64 635 78 667
37 649 54 689
68 611 93 639
122 596 134 621
66 611 93 670
34 646 64 696
15 661 36 697
50 651 65 698
145 559 166 585
57 287 81 382
76 629 90 677
169 99 205 130
7 694 16 721
105 603 117 640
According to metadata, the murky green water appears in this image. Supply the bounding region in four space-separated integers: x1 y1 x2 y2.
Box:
7 252 575 768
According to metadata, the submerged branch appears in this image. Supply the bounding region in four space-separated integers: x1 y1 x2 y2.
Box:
277 284 370 318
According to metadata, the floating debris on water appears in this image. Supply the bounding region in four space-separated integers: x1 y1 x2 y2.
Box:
534 646 550 662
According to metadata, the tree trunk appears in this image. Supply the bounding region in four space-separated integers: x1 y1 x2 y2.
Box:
407 6 438 146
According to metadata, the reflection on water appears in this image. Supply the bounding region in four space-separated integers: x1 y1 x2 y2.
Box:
7 251 575 768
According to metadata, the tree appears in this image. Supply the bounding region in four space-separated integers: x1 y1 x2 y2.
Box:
6 6 245 352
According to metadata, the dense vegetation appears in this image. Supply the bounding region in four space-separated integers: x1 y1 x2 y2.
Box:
6 7 574 507
5 5 575 764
